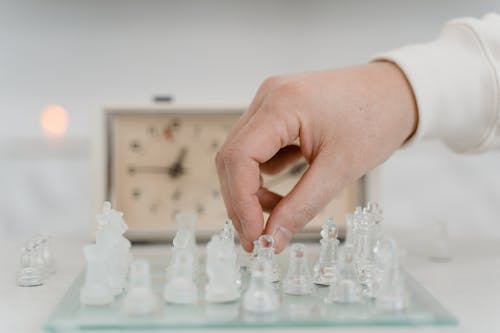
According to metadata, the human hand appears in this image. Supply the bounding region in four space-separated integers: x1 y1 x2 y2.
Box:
216 62 417 253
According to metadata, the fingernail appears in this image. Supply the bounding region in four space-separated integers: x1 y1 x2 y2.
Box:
272 226 293 252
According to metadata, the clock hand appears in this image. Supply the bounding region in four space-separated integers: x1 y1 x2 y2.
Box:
128 166 170 175
127 147 188 178
167 147 188 179
264 161 308 188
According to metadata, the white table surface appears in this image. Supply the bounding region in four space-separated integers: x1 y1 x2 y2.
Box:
2 227 499 333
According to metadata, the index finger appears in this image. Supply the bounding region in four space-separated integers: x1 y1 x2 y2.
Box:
218 103 301 245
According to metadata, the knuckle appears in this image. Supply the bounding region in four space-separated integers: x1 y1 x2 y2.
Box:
220 145 241 167
275 79 309 100
261 75 282 90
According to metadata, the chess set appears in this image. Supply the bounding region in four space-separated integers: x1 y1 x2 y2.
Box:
42 202 457 331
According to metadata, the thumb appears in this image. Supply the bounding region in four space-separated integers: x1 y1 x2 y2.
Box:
264 149 347 253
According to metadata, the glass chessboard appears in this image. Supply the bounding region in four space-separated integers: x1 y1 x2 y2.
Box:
43 247 457 331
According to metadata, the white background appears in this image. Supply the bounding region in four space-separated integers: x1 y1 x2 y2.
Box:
0 0 499 245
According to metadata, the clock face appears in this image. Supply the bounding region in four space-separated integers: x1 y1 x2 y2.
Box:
108 109 361 240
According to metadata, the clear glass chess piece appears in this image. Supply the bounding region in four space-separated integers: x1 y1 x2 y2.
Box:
243 256 280 313
16 246 44 287
375 236 407 311
313 217 339 286
31 238 49 279
205 233 240 303
344 213 355 246
355 207 382 298
283 243 314 295
39 234 57 275
80 244 114 305
256 235 280 282
350 206 363 253
326 245 361 304
247 239 261 271
122 260 157 315
163 250 198 304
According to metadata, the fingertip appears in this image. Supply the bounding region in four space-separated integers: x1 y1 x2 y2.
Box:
271 226 293 254
240 217 264 244
239 236 253 252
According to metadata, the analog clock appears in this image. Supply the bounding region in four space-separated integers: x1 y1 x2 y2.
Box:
92 106 366 242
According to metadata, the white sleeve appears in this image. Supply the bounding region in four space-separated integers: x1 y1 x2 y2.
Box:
373 13 500 153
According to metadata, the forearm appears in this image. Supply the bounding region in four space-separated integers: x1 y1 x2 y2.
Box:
374 13 500 153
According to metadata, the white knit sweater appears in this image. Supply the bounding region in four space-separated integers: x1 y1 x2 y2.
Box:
375 13 500 153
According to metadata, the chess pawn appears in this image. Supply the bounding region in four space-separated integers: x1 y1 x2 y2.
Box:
256 235 280 282
313 217 339 286
429 221 452 262
122 260 157 315
247 239 261 270
283 243 314 295
16 246 44 287
375 237 407 311
326 245 361 304
80 244 114 305
163 250 198 304
243 257 280 313
205 234 240 302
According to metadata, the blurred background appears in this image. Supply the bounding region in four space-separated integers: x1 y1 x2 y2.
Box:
1 0 499 245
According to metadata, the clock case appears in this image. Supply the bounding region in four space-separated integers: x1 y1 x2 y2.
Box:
92 105 373 243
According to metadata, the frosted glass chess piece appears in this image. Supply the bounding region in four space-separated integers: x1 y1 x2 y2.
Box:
80 244 114 305
313 217 339 286
283 243 314 295
326 245 361 304
220 219 242 288
256 235 280 282
122 260 157 315
174 212 197 254
168 212 198 279
16 246 44 287
243 256 280 313
163 250 198 304
375 236 407 311
205 232 240 302
429 221 452 262
95 201 132 296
